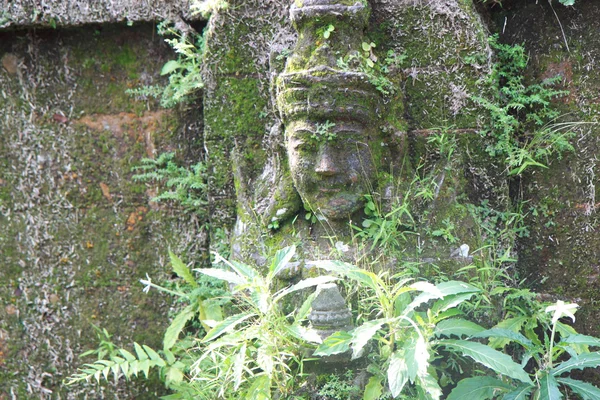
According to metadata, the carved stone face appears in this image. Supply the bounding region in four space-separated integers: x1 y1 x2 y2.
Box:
286 119 376 220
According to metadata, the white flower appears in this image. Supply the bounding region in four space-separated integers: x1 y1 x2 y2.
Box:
545 300 579 324
335 241 350 252
140 273 152 293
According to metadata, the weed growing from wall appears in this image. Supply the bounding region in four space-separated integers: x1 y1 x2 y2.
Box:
473 35 576 176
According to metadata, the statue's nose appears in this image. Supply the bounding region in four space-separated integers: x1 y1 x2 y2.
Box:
315 148 338 177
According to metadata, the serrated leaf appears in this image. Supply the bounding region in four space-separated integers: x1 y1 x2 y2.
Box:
561 334 600 347
269 245 296 279
194 268 246 285
166 365 184 384
143 345 166 366
311 260 382 291
274 275 338 302
552 352 600 376
364 375 383 400
408 281 479 313
198 299 223 331
388 351 409 397
439 340 532 384
295 292 316 323
501 383 534 400
447 377 511 400
432 292 477 315
161 60 182 75
557 377 600 400
472 328 533 349
286 324 321 344
234 343 247 390
133 342 148 361
203 312 255 343
169 251 198 287
417 372 443 400
405 334 429 381
351 319 386 359
434 319 485 338
164 304 196 351
246 374 271 400
539 372 563 400
314 331 352 356
489 316 528 349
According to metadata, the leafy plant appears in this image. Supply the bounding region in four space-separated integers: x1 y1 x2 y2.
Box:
447 300 600 399
127 20 205 108
68 246 335 399
311 260 532 399
473 35 576 176
66 251 228 392
132 152 208 216
310 120 337 143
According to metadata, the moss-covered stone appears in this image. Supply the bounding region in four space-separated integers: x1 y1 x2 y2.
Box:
0 23 206 397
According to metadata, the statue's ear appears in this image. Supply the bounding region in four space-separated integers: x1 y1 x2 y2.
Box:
253 123 302 227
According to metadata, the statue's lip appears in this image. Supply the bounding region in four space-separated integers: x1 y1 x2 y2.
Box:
319 187 342 193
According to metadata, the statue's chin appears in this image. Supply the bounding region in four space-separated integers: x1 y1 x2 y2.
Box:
308 193 363 220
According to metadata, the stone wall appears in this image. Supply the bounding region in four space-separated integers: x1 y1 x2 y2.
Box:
0 23 205 398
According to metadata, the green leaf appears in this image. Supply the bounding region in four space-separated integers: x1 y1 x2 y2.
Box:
313 260 382 291
166 365 184 384
471 328 533 349
351 319 386 359
168 250 198 287
203 312 255 342
431 292 477 315
388 351 409 397
447 377 511 400
161 60 182 75
557 377 600 400
314 331 352 356
364 376 383 400
245 375 271 400
143 345 166 366
489 316 528 349
198 299 223 331
195 267 246 285
269 245 296 280
133 342 148 361
362 42 371 51
561 334 600 348
417 371 443 400
434 318 485 338
286 324 322 344
438 340 532 384
295 292 316 323
408 281 479 313
163 304 196 351
558 0 575 5
405 334 429 381
539 372 563 400
501 384 534 400
274 275 338 302
552 352 600 376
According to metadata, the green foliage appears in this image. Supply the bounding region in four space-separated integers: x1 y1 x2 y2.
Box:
312 260 530 399
474 35 576 176
310 120 337 143
68 246 336 399
67 253 229 392
317 24 335 40
127 21 205 108
336 46 401 96
447 300 600 399
132 152 208 216
318 370 360 400
191 0 229 18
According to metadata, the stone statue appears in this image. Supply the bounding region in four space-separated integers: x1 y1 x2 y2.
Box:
275 0 386 224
